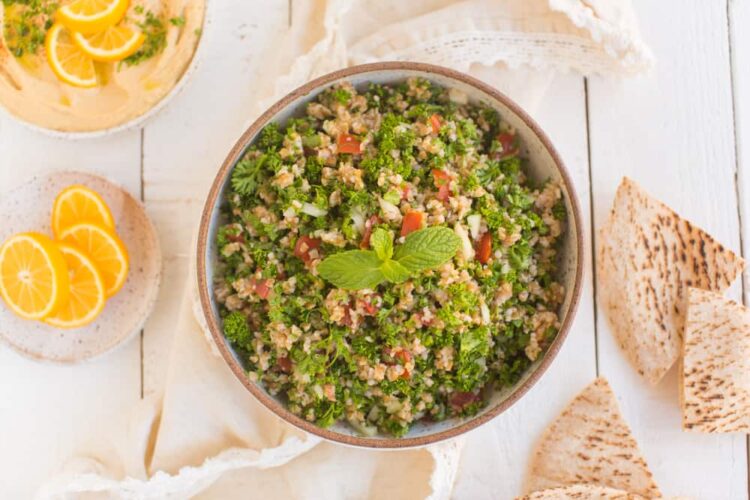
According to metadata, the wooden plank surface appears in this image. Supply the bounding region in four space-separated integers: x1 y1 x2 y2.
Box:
0 123 142 498
141 0 290 396
0 0 748 497
730 0 750 306
588 1 747 498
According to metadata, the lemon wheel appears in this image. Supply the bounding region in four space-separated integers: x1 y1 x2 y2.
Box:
72 26 144 62
45 24 98 88
58 223 129 297
56 0 130 35
44 243 107 329
0 233 70 320
52 184 115 238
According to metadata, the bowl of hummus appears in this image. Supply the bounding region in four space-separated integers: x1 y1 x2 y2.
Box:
0 0 207 135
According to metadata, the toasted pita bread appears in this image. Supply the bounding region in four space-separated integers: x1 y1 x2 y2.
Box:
516 484 646 500
525 378 660 497
598 177 744 384
681 287 750 432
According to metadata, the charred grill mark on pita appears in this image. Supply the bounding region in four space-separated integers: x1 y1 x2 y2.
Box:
517 485 649 499
525 378 661 497
682 288 750 433
597 178 745 384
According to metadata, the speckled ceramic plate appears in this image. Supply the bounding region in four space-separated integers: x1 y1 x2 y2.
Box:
0 171 162 363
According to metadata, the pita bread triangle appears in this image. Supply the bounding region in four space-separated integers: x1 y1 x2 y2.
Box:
682 287 750 433
598 177 744 384
525 377 660 498
516 484 647 500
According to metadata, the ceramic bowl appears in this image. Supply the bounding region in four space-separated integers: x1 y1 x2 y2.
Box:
197 62 584 448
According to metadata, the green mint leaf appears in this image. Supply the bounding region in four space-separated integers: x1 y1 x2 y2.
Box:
370 228 393 261
317 250 385 290
393 226 461 273
379 259 411 284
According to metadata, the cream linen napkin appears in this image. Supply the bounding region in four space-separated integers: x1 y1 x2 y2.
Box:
38 1 651 498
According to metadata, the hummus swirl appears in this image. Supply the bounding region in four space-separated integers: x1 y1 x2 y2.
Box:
0 0 205 132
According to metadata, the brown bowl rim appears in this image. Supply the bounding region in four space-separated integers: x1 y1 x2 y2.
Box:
197 61 584 449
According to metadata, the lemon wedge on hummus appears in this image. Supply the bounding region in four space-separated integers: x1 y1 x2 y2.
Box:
45 24 98 88
72 26 145 62
56 0 129 34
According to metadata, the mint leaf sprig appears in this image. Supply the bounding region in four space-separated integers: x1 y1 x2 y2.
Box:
317 226 460 290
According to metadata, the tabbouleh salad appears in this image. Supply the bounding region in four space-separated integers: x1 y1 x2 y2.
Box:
214 77 566 437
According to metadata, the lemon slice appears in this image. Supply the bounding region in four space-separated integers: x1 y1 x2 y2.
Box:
0 233 70 320
59 223 129 297
56 0 129 34
45 24 98 88
72 26 144 62
52 185 115 239
45 243 106 329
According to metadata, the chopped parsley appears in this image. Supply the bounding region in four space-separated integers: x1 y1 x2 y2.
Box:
122 10 186 67
2 0 58 58
214 79 566 437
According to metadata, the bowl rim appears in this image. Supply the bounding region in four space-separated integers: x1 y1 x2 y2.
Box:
197 61 585 449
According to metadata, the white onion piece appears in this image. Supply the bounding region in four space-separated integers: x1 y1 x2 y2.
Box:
454 222 475 261
379 197 402 222
480 302 491 324
467 214 482 239
301 203 328 217
351 206 366 233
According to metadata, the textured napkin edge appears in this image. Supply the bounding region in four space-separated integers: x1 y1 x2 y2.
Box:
345 0 654 76
35 436 321 500
547 0 655 72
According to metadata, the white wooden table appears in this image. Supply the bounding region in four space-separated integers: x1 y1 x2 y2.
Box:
1 1 749 498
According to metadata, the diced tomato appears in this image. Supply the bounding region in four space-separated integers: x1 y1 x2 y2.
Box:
437 184 451 201
253 279 271 299
395 349 413 364
401 211 424 237
358 299 378 316
429 113 442 134
360 215 379 249
294 235 321 264
383 347 412 364
432 169 452 201
431 168 451 186
337 133 361 154
382 346 411 378
449 391 481 411
476 232 492 264
497 132 518 158
277 356 293 373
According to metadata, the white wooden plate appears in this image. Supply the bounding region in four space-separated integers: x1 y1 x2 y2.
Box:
0 171 162 363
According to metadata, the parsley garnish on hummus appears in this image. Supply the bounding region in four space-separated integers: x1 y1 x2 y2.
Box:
122 9 185 67
215 78 566 436
2 0 57 58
